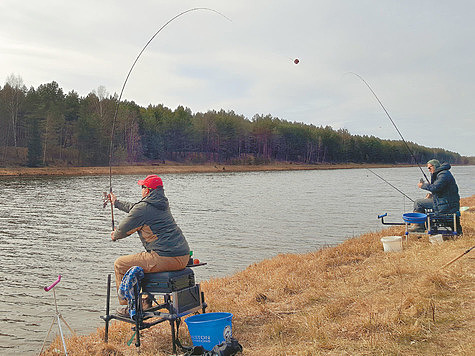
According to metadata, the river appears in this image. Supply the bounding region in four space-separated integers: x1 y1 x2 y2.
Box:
0 165 473 354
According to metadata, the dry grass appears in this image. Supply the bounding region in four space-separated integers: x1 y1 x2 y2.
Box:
42 196 475 355
0 162 414 177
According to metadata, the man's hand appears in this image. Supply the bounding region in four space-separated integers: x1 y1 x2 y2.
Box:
111 229 117 241
417 182 423 189
109 192 117 205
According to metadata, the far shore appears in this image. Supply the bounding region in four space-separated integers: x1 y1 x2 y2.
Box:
0 162 423 177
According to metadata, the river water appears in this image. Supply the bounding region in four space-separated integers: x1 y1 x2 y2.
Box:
0 166 473 354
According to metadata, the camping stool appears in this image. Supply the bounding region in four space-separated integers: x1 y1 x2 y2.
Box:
101 267 207 355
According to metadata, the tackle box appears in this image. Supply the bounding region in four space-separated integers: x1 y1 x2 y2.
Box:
141 268 195 293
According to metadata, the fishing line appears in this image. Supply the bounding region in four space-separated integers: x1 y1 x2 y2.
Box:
346 72 430 183
366 168 414 203
106 7 231 230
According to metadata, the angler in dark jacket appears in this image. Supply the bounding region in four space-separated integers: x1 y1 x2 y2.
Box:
109 174 190 314
410 159 460 231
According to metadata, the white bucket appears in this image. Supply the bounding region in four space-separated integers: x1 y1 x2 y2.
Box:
429 234 444 244
381 236 403 252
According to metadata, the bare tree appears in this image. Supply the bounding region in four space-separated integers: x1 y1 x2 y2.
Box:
5 74 26 150
93 85 108 120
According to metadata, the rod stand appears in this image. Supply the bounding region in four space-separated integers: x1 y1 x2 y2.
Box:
38 288 75 356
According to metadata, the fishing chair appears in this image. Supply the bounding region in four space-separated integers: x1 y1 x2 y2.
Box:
378 210 462 243
101 266 207 354
425 210 462 236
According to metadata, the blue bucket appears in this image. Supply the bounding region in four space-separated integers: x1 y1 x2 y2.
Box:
185 312 233 350
402 212 427 224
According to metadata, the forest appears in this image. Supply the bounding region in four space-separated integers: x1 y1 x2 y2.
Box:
0 75 468 168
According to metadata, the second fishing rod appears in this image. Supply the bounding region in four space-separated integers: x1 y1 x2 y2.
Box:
366 168 414 203
349 72 430 184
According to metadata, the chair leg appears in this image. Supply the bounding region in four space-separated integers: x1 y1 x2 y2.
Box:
104 274 111 343
135 287 141 348
135 328 141 348
170 318 177 355
201 291 207 313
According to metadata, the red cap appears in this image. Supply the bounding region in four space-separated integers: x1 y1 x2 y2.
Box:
138 174 163 189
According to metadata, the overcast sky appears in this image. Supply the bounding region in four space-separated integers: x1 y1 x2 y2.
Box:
1 0 474 156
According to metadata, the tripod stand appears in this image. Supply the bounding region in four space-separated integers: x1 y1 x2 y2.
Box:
38 275 75 356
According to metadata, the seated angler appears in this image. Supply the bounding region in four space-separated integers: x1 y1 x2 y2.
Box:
410 159 460 232
109 174 190 316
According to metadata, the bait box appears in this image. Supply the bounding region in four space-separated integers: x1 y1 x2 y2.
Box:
141 268 195 293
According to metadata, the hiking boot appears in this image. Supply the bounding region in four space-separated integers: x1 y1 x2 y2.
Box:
408 224 425 232
116 305 129 317
142 296 153 311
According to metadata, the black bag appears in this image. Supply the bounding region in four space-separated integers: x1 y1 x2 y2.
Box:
183 338 243 356
210 337 243 356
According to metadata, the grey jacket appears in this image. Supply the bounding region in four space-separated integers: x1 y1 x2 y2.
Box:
113 187 190 257
421 162 460 214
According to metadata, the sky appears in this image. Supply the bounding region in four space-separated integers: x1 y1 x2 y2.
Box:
1 0 474 156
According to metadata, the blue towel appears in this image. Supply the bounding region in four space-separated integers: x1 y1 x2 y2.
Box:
118 266 144 319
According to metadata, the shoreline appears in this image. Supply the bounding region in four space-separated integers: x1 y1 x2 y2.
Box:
0 162 418 177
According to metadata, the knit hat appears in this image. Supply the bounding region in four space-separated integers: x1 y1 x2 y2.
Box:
427 159 441 168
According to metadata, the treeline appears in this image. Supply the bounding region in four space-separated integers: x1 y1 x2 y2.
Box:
0 75 468 167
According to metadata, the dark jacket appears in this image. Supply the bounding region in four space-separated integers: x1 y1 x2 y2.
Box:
421 163 460 214
113 187 190 257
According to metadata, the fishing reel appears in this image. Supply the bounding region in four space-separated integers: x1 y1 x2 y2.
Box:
102 192 110 208
102 191 116 230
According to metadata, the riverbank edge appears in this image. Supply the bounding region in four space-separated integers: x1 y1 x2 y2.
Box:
0 162 422 177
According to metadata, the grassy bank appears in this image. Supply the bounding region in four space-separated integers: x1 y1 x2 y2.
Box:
42 196 474 355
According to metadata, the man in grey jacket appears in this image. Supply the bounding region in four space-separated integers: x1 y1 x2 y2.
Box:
109 174 190 315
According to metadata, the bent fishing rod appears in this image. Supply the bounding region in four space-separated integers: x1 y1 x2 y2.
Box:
348 72 430 184
106 8 231 230
366 168 414 202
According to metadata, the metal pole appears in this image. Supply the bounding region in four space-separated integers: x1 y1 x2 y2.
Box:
53 289 68 356
135 284 141 348
105 274 111 343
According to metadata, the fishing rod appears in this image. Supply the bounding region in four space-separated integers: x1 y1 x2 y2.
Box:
366 168 414 202
441 245 475 269
348 72 430 184
106 7 231 230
